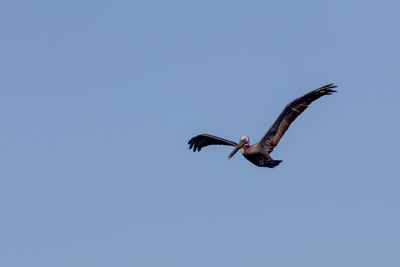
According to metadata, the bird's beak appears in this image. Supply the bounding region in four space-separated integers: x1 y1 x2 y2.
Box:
227 140 246 160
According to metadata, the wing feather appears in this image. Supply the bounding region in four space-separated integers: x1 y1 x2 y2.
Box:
188 134 237 152
257 84 337 153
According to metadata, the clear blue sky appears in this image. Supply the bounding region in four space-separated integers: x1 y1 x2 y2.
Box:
1 1 399 266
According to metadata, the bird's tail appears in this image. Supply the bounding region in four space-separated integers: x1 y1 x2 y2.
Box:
268 159 282 168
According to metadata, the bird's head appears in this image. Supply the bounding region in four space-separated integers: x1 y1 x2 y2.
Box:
227 136 249 160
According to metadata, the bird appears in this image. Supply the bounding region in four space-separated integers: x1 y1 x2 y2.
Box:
188 84 337 168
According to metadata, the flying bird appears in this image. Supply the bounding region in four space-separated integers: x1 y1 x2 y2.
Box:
188 84 337 168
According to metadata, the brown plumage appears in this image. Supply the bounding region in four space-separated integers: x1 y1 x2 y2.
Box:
188 84 337 168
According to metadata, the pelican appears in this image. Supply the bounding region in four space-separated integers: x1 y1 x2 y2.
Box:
188 84 337 168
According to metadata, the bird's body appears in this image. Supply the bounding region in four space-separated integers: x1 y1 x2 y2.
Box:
188 84 337 168
241 143 282 168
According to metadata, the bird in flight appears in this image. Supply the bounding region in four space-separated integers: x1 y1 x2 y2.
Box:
188 84 337 168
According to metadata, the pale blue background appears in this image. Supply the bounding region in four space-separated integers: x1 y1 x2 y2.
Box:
1 1 399 266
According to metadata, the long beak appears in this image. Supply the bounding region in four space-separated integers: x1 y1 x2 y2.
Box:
227 141 245 160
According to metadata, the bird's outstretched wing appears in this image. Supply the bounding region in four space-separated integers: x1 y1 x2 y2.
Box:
188 134 237 152
256 84 337 154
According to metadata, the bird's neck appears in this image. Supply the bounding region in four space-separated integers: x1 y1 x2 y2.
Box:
240 144 249 154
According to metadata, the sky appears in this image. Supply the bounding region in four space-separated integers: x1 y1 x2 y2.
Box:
1 0 400 266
